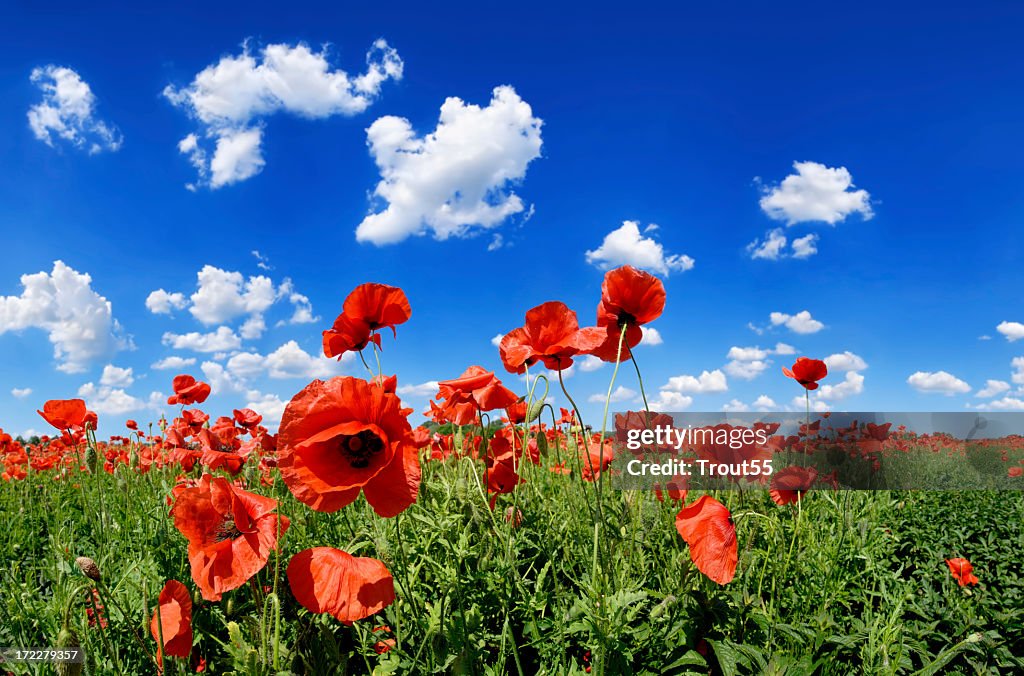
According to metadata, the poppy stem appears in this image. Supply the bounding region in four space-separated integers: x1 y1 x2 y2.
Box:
556 368 599 523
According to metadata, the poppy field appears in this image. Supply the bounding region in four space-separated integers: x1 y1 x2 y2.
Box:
2 266 1024 675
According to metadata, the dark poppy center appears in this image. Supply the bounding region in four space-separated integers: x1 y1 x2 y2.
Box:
617 311 637 327
339 430 385 468
215 518 243 542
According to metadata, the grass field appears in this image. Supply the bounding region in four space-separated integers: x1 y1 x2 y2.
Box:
2 442 1022 674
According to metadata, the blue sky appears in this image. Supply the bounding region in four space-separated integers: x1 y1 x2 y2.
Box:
2 1 1024 438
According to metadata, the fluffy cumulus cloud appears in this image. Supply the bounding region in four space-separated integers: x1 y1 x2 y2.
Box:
147 265 316 341
996 321 1024 342
722 395 777 412
244 390 289 429
162 326 242 353
976 379 1010 398
78 382 145 416
165 39 403 189
978 397 1024 411
578 355 604 372
723 344 794 381
746 229 819 261
11 388 32 399
648 391 693 412
588 386 637 404
151 356 197 370
814 371 865 402
585 221 695 276
769 310 824 334
0 261 128 373
907 371 971 395
226 340 347 380
396 381 440 398
27 65 122 153
759 161 873 225
824 351 868 372
641 326 663 346
99 365 134 388
661 369 728 394
356 86 543 245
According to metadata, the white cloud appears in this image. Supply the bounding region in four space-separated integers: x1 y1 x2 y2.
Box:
165 39 402 188
727 346 769 361
28 65 122 153
978 396 1024 411
78 382 144 416
824 351 868 372
996 321 1024 342
661 369 728 394
585 221 694 276
907 371 970 395
244 390 288 429
162 326 242 353
578 355 604 372
769 310 824 334
722 399 750 412
396 381 440 398
648 391 693 412
99 364 134 388
226 340 347 380
1012 357 1024 386
145 290 187 314
791 233 819 259
0 261 128 373
747 228 787 261
774 342 796 355
759 161 873 225
491 333 504 347
640 326 663 346
753 395 778 410
356 85 543 245
11 388 32 399
976 379 1010 398
151 356 197 370
201 361 243 395
724 358 770 380
588 385 637 404
815 371 864 402
790 395 832 412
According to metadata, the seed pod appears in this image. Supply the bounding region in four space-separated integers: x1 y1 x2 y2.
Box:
55 626 83 676
75 556 101 582
84 446 98 474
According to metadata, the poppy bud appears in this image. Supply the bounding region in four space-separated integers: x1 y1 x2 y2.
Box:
527 400 545 423
55 626 83 676
75 556 101 582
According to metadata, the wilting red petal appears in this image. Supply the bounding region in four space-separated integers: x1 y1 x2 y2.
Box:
287 547 395 624
675 495 737 585
151 579 193 664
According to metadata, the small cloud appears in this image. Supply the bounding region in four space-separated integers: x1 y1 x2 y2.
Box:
907 370 970 395
491 333 504 347
11 388 32 399
28 65 122 153
640 326 663 346
759 161 873 225
396 381 440 398
996 321 1024 342
151 356 197 370
99 364 134 388
588 385 637 404
976 379 1011 398
585 220 694 276
162 327 242 353
661 369 728 394
578 355 604 372
769 310 824 334
824 351 868 372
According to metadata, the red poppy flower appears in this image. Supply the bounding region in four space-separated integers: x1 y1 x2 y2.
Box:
675 495 737 585
434 366 520 426
587 266 666 363
151 579 193 666
946 557 979 586
167 375 212 406
38 399 88 431
770 466 818 505
170 474 290 601
1009 466 1023 478
499 301 606 374
126 420 138 431
287 547 395 625
782 357 828 390
343 283 411 334
323 312 379 358
233 408 263 429
278 376 421 517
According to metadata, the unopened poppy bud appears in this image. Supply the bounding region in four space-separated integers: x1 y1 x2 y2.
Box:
75 556 101 582
527 400 545 423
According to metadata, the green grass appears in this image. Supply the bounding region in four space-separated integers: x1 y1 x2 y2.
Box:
1 450 1023 675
